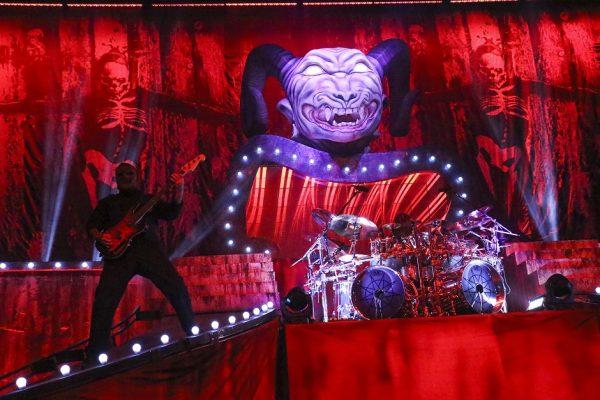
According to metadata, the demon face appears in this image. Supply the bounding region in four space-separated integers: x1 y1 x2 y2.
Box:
277 48 384 147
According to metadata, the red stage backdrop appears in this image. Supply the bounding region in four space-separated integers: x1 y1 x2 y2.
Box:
0 5 597 261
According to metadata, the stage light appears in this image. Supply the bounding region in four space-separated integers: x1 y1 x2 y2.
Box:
0 262 6 269
253 307 260 316
343 166 350 174
461 193 468 199
236 171 244 179
527 295 545 311
378 164 385 171
242 155 248 162
160 334 169 344
282 287 311 323
394 159 401 167
267 301 274 309
411 155 419 162
228 205 235 213
98 353 108 364
428 155 436 162
232 188 239 196
27 262 35 269
326 164 332 170
261 304 268 312
81 261 89 268
59 364 70 376
245 246 252 253
544 274 574 310
227 239 234 246
457 210 464 217
211 320 219 329
308 158 315 165
16 377 27 389
292 154 298 160
228 315 236 324
274 148 281 155
132 343 142 353
54 262 62 269
264 250 271 255
256 147 263 154
224 223 231 230
243 311 250 320
191 326 200 335
361 166 367 172
456 176 464 183
444 163 452 170
596 287 600 295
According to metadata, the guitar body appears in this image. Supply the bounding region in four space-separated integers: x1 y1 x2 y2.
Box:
95 211 146 260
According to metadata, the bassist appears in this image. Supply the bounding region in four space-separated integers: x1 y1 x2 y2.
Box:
85 162 196 366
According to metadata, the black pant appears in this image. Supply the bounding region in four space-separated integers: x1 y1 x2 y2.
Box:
87 241 195 359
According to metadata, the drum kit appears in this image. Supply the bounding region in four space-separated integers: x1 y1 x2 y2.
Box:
292 206 518 321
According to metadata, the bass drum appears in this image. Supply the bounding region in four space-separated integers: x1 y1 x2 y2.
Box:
351 266 405 319
460 259 505 314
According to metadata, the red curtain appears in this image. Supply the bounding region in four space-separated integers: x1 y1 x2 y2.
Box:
285 311 600 400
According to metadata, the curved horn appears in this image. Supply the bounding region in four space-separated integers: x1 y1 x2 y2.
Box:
368 39 418 137
241 44 295 136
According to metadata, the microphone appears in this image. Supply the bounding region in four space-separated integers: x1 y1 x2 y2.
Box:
353 184 370 193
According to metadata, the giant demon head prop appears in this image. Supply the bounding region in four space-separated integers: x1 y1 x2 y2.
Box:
241 39 417 156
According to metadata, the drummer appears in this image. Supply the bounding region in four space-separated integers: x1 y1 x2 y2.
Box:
389 213 416 238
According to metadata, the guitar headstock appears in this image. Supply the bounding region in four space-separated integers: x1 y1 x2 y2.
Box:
177 154 206 177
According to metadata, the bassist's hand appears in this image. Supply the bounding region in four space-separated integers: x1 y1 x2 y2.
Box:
98 233 114 249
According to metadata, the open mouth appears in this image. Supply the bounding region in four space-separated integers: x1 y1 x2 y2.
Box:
304 101 379 130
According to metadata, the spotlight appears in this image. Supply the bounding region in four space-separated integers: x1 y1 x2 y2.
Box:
292 154 298 160
456 176 464 183
232 188 239 196
378 164 385 171
256 146 263 154
544 274 574 309
281 287 312 323
343 166 350 174
80 261 89 268
228 315 236 324
228 205 235 213
394 159 401 167
274 148 281 155
596 287 600 295
326 164 332 170
224 223 232 230
242 155 248 162
211 320 219 330
527 295 545 311
411 155 419 162
191 326 200 335
59 364 70 376
132 343 142 353
361 166 367 172
461 193 468 199
227 239 235 246
27 262 35 269
253 307 260 316
264 249 271 255
243 311 250 320
261 304 268 312
428 155 436 162
98 353 108 364
16 377 27 389
444 163 452 170
309 159 315 165
456 209 464 217
0 262 6 269
267 301 274 309
236 171 243 179
54 262 62 268
245 246 252 253
160 334 169 344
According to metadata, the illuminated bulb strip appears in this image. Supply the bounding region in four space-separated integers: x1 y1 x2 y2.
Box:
69 3 143 7
0 3 61 6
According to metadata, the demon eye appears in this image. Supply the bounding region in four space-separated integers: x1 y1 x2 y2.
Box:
352 62 370 73
302 65 325 76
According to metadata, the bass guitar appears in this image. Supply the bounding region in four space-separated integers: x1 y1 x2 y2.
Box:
95 154 206 259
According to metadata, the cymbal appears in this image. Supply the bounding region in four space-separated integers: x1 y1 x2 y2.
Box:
339 253 372 263
311 208 333 227
329 214 378 240
449 206 493 231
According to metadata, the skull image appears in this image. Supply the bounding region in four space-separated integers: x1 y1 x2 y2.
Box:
277 48 384 145
473 44 508 89
241 40 415 156
100 61 130 100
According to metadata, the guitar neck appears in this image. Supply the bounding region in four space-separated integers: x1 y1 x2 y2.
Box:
131 186 169 225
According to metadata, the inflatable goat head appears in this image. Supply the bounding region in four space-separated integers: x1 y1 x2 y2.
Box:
241 39 416 156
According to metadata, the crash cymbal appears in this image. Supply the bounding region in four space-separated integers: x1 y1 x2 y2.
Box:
311 208 333 227
339 253 372 263
449 206 494 231
329 214 378 240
